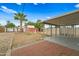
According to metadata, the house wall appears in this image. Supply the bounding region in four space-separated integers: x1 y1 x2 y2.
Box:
25 25 39 32
26 28 39 32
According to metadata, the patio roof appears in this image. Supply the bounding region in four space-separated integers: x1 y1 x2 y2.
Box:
43 10 79 26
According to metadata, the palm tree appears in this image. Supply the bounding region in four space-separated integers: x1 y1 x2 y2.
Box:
5 21 10 32
34 20 44 31
5 21 15 32
16 26 19 32
14 12 27 32
9 23 15 32
27 21 34 25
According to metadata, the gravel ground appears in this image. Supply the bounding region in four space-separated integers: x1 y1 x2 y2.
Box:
12 32 43 49
0 33 14 56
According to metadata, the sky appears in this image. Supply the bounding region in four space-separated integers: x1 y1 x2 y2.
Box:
0 3 79 26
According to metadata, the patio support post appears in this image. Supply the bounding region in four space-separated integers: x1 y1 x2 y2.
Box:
43 24 45 36
63 26 65 37
73 25 76 39
63 26 66 37
50 25 52 37
65 25 68 38
65 26 66 37
70 26 72 38
58 26 59 36
59 26 61 36
65 26 67 37
66 26 68 38
73 26 74 38
59 26 60 36
70 25 72 39
71 25 74 39
64 26 66 37
55 25 58 37
74 25 76 38
74 26 76 38
69 26 71 38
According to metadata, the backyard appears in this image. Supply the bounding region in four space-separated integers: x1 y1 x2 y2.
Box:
0 32 44 56
0 32 79 56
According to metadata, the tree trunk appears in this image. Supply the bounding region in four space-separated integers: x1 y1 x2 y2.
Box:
13 28 15 32
38 28 41 32
20 20 23 32
17 28 18 32
6 27 7 32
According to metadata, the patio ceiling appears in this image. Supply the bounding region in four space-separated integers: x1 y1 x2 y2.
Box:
43 10 79 26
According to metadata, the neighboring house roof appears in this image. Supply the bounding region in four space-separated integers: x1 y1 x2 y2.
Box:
43 10 79 26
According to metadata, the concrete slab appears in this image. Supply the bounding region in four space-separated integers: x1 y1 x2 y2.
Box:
44 36 79 51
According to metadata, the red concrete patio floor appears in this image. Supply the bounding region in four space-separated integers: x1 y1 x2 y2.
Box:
11 40 79 56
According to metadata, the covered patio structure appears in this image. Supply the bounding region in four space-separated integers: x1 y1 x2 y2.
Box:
43 10 79 51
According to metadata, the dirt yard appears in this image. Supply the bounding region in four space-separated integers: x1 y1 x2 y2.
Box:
0 32 44 55
12 32 44 49
0 33 14 55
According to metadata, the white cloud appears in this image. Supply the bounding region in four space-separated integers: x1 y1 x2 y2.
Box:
33 3 46 5
1 6 7 9
33 3 38 5
46 17 51 19
0 6 17 14
75 4 79 8
16 3 22 5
